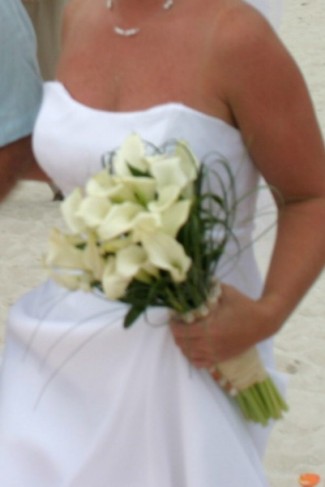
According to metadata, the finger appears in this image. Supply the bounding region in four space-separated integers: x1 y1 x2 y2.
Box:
175 338 221 364
171 322 215 340
191 359 211 369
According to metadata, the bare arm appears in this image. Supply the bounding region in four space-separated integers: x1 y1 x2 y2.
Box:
226 9 325 331
171 7 325 366
0 136 50 202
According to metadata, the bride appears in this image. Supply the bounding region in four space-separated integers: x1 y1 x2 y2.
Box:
1 0 325 485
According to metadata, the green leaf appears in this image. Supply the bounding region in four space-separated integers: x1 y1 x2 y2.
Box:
123 305 145 328
127 163 150 178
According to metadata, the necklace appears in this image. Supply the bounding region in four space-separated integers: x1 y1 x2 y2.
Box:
106 0 174 37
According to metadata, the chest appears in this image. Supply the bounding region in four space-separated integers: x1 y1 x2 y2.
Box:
56 7 220 114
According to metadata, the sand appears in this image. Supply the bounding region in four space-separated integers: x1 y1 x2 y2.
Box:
1 1 325 485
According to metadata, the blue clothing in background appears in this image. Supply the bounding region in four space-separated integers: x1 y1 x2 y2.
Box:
0 0 42 147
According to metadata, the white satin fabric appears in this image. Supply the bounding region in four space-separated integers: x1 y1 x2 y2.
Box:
0 80 287 486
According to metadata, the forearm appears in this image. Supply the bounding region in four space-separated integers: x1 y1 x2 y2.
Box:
0 136 33 201
22 160 51 183
258 196 325 337
0 136 51 201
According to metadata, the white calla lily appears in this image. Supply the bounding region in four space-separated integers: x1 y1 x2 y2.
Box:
131 212 162 242
113 134 148 176
148 185 180 213
86 170 115 198
148 156 192 191
116 245 147 278
61 188 86 233
98 202 143 240
87 171 136 203
45 229 92 291
76 196 111 228
174 141 199 182
50 270 92 292
83 234 106 280
100 235 133 254
141 233 191 282
140 262 160 278
102 256 130 300
103 182 136 204
45 228 86 270
160 199 192 237
118 176 156 205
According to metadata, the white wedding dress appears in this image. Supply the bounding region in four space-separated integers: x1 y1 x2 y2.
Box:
0 4 286 483
0 79 286 486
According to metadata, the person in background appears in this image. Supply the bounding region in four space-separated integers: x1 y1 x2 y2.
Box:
22 0 69 81
0 0 45 202
22 0 68 200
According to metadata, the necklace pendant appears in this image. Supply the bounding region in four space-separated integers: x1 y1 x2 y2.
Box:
163 0 174 10
114 26 140 37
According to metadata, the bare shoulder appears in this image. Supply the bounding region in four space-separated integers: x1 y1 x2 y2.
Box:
210 3 325 202
205 0 302 112
210 0 307 123
212 1 287 64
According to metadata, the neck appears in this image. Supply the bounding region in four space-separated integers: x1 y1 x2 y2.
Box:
109 0 168 14
106 0 175 36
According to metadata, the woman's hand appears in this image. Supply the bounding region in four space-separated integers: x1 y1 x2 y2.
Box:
170 284 277 370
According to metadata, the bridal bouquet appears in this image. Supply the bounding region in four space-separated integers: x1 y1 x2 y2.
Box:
45 134 287 425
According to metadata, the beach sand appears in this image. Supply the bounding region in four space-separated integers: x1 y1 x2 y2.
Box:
0 1 325 485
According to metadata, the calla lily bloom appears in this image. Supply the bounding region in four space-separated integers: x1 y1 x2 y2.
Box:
116 245 147 278
86 170 115 198
141 233 191 282
83 234 106 281
131 212 162 243
45 228 86 270
148 185 181 213
113 134 148 176
147 156 194 192
45 229 92 291
100 235 133 254
50 269 92 292
76 196 111 228
98 202 143 240
118 176 156 205
174 140 199 181
102 256 130 300
61 188 86 233
160 200 192 237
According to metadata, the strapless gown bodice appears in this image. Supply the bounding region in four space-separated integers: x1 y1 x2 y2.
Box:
0 81 284 487
34 82 258 198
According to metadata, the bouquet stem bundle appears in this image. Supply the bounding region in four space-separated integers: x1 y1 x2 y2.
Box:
45 134 287 425
217 346 287 424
